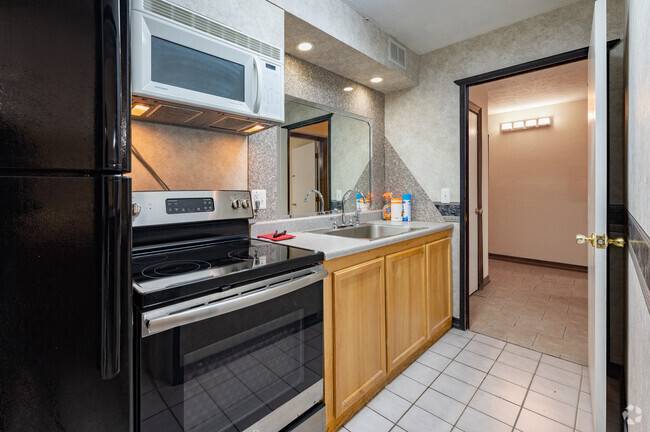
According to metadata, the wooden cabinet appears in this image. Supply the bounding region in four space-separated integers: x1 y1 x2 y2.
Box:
385 246 427 373
426 237 452 339
331 258 386 418
323 229 452 431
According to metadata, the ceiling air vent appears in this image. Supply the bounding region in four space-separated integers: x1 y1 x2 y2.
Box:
388 37 406 69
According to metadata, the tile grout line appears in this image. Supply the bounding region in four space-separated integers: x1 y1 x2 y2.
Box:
364 331 477 430
446 336 511 431
573 372 585 432
389 331 478 430
510 354 543 431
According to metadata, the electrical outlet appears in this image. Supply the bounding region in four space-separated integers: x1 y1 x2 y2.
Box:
336 189 342 200
251 189 266 210
441 188 451 203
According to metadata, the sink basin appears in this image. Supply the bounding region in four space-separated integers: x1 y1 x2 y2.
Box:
309 223 424 241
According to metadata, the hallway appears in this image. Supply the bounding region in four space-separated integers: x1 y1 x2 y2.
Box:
469 259 588 365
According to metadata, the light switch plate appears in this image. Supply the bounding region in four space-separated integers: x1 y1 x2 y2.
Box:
251 190 266 209
441 188 451 203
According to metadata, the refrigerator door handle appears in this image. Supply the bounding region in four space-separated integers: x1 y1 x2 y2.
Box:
102 0 122 171
100 176 126 379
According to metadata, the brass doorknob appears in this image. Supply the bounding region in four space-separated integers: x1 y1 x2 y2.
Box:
608 237 626 248
475 208 483 215
576 233 595 246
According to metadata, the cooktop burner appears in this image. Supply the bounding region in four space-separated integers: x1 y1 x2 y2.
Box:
141 260 212 278
132 238 324 307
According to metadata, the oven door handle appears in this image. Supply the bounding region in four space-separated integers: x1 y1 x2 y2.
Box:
144 268 327 336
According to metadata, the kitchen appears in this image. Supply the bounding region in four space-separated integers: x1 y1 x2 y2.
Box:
1 1 649 432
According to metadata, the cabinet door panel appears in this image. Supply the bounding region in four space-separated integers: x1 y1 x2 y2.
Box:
426 238 452 338
386 246 427 373
332 258 386 417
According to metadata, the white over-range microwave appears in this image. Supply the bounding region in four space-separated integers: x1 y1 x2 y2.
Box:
131 0 284 135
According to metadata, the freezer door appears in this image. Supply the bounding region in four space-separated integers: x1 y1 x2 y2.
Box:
0 175 132 432
0 0 129 172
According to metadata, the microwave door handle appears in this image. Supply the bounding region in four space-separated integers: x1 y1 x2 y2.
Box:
252 56 263 114
143 268 328 336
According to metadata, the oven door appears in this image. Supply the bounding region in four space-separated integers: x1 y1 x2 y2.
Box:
131 9 261 118
136 266 326 432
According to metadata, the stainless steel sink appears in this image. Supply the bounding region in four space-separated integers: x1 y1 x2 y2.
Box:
308 223 424 241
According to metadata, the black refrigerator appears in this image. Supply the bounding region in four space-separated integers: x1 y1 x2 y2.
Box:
0 1 132 431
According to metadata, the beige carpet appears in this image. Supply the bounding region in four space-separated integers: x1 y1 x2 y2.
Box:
469 258 588 365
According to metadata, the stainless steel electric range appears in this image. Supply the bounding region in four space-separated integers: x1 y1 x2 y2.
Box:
132 190 326 432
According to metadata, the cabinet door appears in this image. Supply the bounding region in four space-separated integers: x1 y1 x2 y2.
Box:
426 237 452 339
332 258 386 418
385 246 427 373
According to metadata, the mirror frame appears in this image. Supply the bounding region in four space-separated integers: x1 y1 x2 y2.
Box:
277 95 373 218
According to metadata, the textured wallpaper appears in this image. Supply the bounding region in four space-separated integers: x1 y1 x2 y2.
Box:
624 0 650 427
130 122 248 191
249 54 386 220
385 0 625 205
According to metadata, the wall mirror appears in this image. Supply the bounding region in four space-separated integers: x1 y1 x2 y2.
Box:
277 98 371 217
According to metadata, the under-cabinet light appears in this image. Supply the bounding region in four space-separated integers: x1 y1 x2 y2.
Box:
131 104 151 116
244 124 265 133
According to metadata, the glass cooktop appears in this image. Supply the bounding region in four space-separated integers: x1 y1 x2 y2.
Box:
132 238 323 308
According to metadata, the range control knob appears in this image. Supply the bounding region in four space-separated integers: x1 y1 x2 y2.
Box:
132 203 142 219
231 199 241 209
241 199 250 209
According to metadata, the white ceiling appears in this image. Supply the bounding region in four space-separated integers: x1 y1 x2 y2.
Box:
340 0 582 54
478 60 588 114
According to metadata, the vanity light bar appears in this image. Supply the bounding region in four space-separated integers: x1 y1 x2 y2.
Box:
500 116 552 132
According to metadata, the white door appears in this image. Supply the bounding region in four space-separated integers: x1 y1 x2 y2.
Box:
468 110 479 295
585 0 607 429
290 139 317 215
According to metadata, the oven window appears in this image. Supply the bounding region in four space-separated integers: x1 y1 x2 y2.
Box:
151 36 245 102
138 283 323 432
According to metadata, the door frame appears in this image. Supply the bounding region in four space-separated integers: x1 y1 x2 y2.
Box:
454 41 619 330
468 101 484 294
283 114 333 214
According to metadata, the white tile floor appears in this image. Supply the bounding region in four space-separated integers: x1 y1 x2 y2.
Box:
343 329 593 432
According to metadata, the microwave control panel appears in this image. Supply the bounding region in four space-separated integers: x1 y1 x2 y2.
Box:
259 60 284 122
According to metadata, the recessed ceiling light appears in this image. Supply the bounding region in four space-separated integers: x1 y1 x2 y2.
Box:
343 87 354 92
297 42 313 51
370 77 383 83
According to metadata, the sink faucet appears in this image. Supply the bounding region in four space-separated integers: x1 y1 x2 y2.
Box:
304 189 325 214
341 189 366 227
